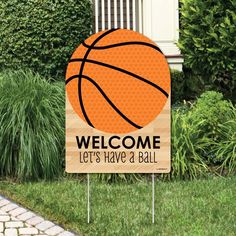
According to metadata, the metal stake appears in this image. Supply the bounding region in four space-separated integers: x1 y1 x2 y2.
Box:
152 173 155 224
87 173 90 223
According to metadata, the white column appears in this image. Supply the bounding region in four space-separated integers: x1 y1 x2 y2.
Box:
174 0 180 41
126 0 130 29
95 0 99 33
120 0 124 28
132 0 136 31
108 0 111 29
114 0 118 28
142 0 183 70
101 0 105 30
138 0 143 33
142 0 152 37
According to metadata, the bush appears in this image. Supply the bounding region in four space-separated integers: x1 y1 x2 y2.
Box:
171 70 185 103
179 0 236 87
168 91 236 179
0 70 65 180
0 0 92 77
212 112 236 175
169 108 208 180
171 69 206 103
190 91 233 140
193 92 236 171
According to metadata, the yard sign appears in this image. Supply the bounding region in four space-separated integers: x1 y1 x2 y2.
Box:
65 29 171 173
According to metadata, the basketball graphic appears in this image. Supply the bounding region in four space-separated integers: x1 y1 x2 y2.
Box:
66 29 170 134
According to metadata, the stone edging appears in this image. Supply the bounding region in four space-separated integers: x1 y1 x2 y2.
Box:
0 195 78 236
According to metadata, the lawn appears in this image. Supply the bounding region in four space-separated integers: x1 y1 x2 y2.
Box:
0 177 236 236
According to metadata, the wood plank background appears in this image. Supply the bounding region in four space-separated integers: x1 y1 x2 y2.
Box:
66 94 170 173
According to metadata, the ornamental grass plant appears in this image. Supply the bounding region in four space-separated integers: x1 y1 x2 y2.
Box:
0 70 65 180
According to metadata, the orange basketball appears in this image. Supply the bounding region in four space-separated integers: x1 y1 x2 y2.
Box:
66 29 170 134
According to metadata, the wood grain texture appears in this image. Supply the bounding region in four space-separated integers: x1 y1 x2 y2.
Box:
66 94 170 173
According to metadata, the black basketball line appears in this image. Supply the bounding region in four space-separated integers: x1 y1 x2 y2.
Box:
66 75 78 85
77 28 119 128
82 41 163 54
67 74 142 129
69 58 169 98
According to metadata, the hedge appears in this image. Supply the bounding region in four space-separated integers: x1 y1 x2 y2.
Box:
0 0 92 77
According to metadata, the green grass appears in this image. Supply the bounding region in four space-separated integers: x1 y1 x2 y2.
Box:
1 177 236 235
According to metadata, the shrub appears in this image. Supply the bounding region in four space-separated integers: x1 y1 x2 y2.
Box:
0 70 65 180
179 0 236 86
171 69 206 103
169 108 208 180
213 119 236 175
209 103 236 174
171 69 185 103
168 91 236 179
0 0 92 77
183 70 207 100
187 91 236 166
190 91 233 140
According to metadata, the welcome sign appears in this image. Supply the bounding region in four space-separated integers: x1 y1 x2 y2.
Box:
66 29 171 173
